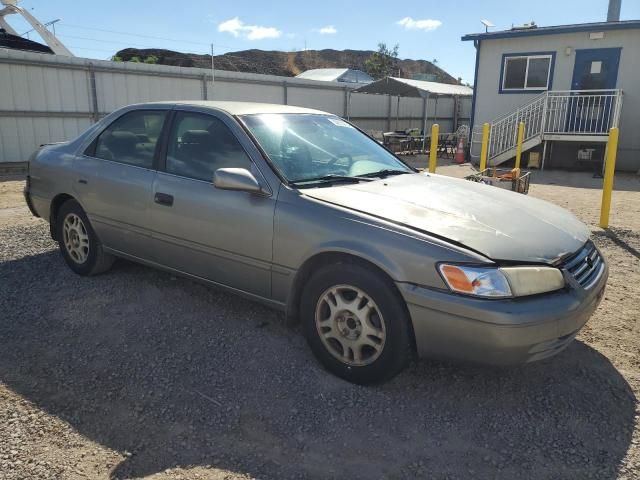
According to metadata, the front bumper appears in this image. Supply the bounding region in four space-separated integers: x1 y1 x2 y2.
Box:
398 260 608 365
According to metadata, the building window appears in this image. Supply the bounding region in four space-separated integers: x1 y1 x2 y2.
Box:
500 53 554 92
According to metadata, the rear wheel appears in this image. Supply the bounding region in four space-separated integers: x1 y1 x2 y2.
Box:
56 199 114 276
301 263 413 384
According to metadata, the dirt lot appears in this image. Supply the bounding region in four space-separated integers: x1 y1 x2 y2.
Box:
1 164 639 480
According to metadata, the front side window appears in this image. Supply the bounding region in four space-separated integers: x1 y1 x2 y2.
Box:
502 54 553 91
93 110 167 168
240 114 412 184
165 112 252 182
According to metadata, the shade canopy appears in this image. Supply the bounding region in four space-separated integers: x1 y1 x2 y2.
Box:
296 68 373 84
353 76 472 98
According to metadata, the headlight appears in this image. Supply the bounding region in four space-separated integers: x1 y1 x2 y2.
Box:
439 264 565 298
438 265 512 298
500 266 565 296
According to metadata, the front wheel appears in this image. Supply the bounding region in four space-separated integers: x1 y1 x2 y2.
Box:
301 263 413 384
56 199 115 276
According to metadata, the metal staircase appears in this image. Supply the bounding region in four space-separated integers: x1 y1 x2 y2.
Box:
471 89 623 167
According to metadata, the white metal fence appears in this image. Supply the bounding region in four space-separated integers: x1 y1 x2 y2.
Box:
0 49 471 164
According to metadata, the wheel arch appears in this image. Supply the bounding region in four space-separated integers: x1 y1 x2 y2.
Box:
49 193 77 240
286 251 417 352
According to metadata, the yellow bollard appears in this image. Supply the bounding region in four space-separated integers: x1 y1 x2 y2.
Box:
599 127 620 229
515 121 525 170
429 123 439 173
479 122 490 172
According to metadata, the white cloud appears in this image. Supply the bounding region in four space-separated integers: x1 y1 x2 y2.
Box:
318 25 337 35
396 17 442 31
218 17 282 40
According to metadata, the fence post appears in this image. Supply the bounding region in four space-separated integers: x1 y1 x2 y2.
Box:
87 63 99 123
599 127 620 229
201 74 208 100
453 95 459 132
479 122 490 171
515 121 525 169
283 81 288 105
343 87 348 118
429 123 439 173
421 94 428 152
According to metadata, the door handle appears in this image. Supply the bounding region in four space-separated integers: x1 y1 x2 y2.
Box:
154 192 174 207
78 179 88 184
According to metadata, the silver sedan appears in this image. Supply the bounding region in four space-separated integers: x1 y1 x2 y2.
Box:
24 101 608 384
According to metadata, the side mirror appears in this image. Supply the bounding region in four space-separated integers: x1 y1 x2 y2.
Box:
213 168 266 195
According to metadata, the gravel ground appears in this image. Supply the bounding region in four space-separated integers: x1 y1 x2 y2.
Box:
1 170 639 480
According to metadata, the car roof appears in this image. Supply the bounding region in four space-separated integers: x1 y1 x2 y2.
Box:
134 100 330 116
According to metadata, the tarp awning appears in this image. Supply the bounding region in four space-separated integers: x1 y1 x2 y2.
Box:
353 76 473 98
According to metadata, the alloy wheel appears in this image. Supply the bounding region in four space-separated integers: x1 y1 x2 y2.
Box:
62 213 90 264
315 284 386 366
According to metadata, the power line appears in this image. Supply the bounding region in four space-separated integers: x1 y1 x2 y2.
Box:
58 33 262 68
56 33 211 54
60 23 210 46
59 23 243 51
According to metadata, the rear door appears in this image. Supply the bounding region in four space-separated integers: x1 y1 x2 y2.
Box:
73 108 169 260
150 108 276 299
567 48 621 133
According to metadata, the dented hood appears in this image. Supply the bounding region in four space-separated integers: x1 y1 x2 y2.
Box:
302 173 590 264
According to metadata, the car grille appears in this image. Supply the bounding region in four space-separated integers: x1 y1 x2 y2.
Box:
562 241 604 289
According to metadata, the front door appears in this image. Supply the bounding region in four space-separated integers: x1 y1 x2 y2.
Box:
150 109 275 299
572 48 621 90
567 48 621 132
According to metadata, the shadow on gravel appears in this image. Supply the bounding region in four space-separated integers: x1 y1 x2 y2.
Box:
594 228 640 260
0 251 636 479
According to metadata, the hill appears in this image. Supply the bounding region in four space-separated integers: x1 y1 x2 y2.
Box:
113 48 460 84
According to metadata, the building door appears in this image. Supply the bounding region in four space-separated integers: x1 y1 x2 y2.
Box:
566 48 621 133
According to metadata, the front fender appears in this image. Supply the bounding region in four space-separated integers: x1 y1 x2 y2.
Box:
271 187 490 304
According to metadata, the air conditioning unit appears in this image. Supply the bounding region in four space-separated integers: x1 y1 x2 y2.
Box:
512 21 538 31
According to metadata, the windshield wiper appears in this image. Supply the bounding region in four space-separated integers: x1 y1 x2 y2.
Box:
290 174 373 187
359 169 413 179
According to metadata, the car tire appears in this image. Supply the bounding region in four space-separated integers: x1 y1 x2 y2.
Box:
301 262 413 384
56 199 115 276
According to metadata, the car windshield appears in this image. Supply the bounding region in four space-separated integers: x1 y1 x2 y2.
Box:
240 114 413 184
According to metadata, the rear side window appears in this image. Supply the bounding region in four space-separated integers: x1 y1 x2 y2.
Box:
165 111 252 182
92 110 167 168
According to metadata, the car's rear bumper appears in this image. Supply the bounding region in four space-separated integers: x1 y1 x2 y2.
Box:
398 261 608 365
23 180 40 218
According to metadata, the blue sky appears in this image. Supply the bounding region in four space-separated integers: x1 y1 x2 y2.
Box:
6 0 640 83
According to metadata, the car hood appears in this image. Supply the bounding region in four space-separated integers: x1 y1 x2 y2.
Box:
302 172 590 264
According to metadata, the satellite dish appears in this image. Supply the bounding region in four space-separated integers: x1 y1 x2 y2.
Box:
480 19 495 32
